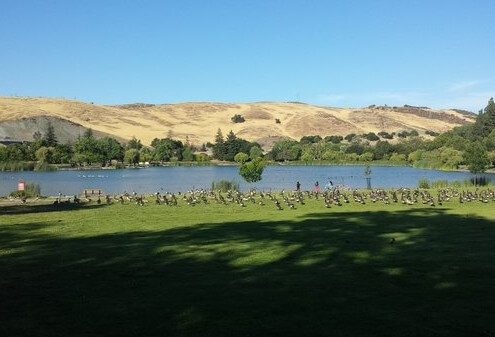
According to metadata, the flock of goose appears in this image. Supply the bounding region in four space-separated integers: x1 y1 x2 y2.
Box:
49 187 495 210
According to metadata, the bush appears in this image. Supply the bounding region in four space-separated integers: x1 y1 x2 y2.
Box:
344 133 356 142
234 152 249 164
0 161 35 172
114 162 125 169
324 135 344 144
34 162 56 171
425 130 439 137
378 131 393 139
418 178 430 189
275 118 281 124
211 180 239 192
9 182 41 198
365 132 379 141
231 114 245 123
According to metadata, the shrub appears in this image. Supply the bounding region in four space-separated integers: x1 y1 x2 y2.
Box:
231 114 245 123
425 130 439 137
365 132 379 141
275 118 281 124
9 182 41 198
378 131 393 139
418 178 430 189
114 162 125 169
34 162 56 171
344 133 356 142
0 161 35 172
211 180 240 192
234 152 249 163
324 135 344 144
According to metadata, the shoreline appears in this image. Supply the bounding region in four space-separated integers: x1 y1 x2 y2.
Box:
1 160 495 174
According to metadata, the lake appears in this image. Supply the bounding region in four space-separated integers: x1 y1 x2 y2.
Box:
1 165 494 196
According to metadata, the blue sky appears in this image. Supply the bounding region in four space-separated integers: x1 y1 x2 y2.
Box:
1 0 494 111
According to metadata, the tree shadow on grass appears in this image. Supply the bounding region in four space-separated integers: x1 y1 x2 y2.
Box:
1 208 494 337
0 203 107 215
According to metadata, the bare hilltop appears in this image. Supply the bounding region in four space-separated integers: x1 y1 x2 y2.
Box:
0 96 476 148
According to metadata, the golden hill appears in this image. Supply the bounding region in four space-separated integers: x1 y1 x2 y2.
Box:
0 96 476 148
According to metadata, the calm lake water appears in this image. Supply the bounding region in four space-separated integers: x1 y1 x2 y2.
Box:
1 165 494 196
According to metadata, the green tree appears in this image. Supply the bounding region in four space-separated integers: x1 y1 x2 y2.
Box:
344 133 356 142
139 147 153 162
151 138 184 162
35 146 55 163
98 137 124 164
269 140 301 161
124 149 140 165
44 122 58 147
52 145 73 164
463 141 490 174
239 158 265 183
249 146 263 159
182 147 194 161
73 133 101 165
234 152 249 163
473 98 495 138
212 129 225 160
126 137 143 150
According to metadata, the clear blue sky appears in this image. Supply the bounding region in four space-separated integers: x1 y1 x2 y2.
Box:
1 0 494 111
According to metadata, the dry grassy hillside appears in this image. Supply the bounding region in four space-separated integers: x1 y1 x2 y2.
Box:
0 96 476 148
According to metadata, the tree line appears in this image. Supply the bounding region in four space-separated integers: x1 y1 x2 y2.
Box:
266 98 495 174
0 125 209 170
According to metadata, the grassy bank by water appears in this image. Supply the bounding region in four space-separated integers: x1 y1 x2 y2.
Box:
1 193 494 337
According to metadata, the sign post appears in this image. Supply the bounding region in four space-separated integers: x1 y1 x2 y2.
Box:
18 179 25 191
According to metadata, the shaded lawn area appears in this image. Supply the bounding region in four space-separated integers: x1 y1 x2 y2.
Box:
1 200 495 337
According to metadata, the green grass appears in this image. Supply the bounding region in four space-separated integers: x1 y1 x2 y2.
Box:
1 195 495 337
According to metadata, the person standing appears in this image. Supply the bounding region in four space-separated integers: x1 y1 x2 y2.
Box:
296 181 301 191
315 181 319 192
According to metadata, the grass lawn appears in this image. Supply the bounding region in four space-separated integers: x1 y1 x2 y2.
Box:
1 194 495 337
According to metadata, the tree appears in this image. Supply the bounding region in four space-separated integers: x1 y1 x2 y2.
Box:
127 137 143 150
124 149 140 165
234 152 249 164
151 138 184 162
239 158 265 183
231 114 245 123
35 146 55 163
464 142 490 174
473 98 495 138
344 133 356 142
98 137 124 164
269 140 301 161
325 135 343 144
249 146 263 159
139 147 153 162
44 122 58 147
182 146 194 161
365 132 379 141
300 135 322 144
52 144 73 164
212 129 225 160
73 133 101 165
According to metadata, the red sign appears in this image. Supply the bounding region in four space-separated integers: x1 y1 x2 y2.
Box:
18 179 25 191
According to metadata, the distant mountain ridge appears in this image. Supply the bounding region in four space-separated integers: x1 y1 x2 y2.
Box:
0 96 476 149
